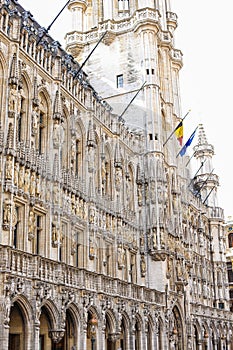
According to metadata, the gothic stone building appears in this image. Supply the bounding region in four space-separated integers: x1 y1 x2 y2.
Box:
0 0 232 349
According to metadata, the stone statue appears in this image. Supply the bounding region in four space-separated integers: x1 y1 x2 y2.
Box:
117 245 125 269
9 85 21 114
140 255 146 277
24 169 30 193
30 172 36 196
5 155 13 180
28 210 36 240
31 106 39 135
3 199 11 225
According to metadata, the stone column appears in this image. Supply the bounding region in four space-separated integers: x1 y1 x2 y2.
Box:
33 324 40 350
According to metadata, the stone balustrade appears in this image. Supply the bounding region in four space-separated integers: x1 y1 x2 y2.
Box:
0 245 164 305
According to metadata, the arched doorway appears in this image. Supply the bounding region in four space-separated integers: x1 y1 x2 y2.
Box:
135 319 142 350
9 303 25 350
40 306 53 350
87 311 98 350
105 311 117 350
169 306 183 350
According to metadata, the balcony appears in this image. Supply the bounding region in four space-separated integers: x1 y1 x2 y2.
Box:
0 245 164 305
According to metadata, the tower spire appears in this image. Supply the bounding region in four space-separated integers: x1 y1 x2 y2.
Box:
193 124 219 207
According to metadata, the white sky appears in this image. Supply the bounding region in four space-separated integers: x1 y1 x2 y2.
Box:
18 0 233 218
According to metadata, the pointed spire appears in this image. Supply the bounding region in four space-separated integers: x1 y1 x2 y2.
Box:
194 124 214 156
9 53 19 86
193 124 219 207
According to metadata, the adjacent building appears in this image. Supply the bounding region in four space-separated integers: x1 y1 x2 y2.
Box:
0 0 232 349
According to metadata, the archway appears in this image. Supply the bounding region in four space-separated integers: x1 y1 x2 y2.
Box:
9 303 25 350
39 306 53 350
169 306 184 350
105 311 117 350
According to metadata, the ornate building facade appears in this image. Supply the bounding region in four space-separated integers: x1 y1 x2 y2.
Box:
0 0 232 349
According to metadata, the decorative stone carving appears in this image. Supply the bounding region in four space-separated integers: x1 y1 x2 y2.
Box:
49 329 65 343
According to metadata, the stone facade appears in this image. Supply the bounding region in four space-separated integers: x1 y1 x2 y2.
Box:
0 0 232 349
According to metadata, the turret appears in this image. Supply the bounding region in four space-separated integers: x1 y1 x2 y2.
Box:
192 124 219 207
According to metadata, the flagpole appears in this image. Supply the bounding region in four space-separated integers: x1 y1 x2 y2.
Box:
203 186 215 205
163 109 191 147
118 81 147 121
37 0 71 45
185 152 195 167
195 168 215 197
188 160 206 188
176 125 198 158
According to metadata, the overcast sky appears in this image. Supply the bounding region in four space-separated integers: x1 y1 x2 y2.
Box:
19 0 233 218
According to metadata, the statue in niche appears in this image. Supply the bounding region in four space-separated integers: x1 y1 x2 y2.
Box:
89 238 96 259
3 199 11 226
115 167 122 189
53 119 64 148
5 155 13 180
31 106 39 135
30 172 36 196
71 231 77 255
18 166 24 189
28 210 36 240
53 183 59 204
36 175 41 198
8 85 21 114
89 207 95 224
140 255 146 277
52 223 59 246
137 184 142 206
152 227 157 249
71 137 76 161
117 244 126 269
2 287 11 325
3 199 17 228
83 201 87 220
24 169 30 193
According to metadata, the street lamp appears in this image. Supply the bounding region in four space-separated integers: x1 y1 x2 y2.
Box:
89 315 98 350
